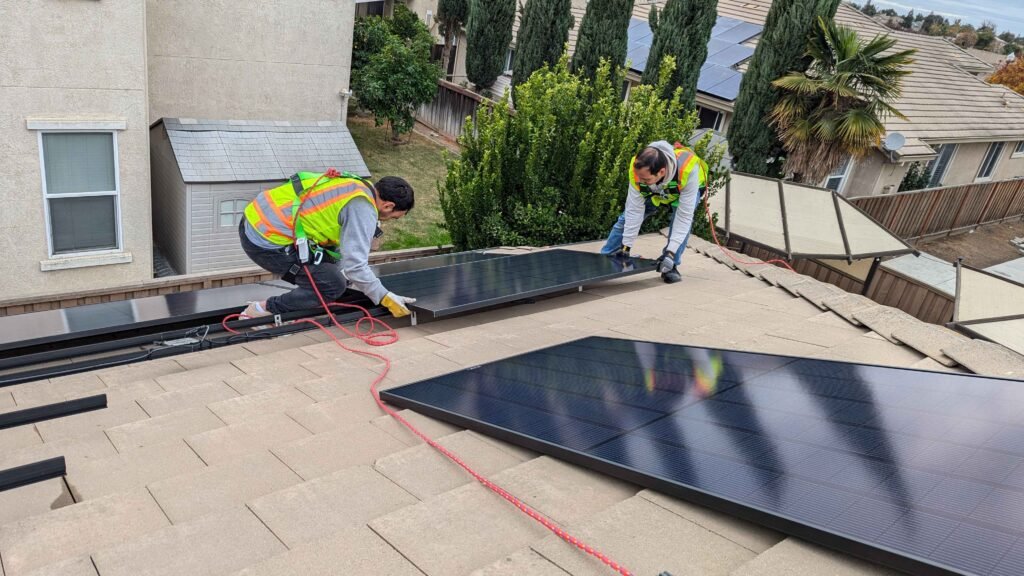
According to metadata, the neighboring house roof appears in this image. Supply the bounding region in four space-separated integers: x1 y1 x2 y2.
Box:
157 118 371 184
1 233 1023 575
625 16 762 101
966 47 1010 68
657 0 1024 161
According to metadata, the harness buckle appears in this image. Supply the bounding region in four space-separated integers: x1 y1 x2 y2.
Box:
312 247 324 266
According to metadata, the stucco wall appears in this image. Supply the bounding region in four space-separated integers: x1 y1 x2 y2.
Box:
942 142 989 186
146 0 355 123
994 142 1024 182
844 151 910 197
0 0 152 301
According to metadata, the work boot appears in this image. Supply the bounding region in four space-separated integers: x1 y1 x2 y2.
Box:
661 266 682 284
240 301 272 319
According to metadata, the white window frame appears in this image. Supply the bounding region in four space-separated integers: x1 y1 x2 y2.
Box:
218 199 249 228
504 48 516 75
37 129 123 259
1012 141 1024 159
696 106 724 132
822 156 854 194
975 142 1005 183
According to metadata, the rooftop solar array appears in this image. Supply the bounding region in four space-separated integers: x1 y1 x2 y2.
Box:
384 336 1024 576
626 16 761 101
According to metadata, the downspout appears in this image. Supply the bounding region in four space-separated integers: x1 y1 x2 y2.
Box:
340 88 353 125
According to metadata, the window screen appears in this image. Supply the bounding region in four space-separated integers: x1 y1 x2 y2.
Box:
41 132 119 255
977 142 1005 180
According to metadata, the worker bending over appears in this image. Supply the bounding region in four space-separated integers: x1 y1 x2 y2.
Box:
601 141 708 283
238 170 417 318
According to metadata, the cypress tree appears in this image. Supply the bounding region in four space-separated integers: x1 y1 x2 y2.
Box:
437 0 469 77
512 0 574 92
571 0 635 81
727 0 841 176
466 0 516 90
641 0 719 109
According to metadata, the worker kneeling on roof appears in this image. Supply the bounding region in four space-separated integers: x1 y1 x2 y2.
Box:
238 170 417 319
601 140 708 284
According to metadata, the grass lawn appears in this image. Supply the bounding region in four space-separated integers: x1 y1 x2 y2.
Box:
348 116 452 251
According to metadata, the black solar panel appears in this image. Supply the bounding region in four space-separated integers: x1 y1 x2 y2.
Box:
371 251 506 276
385 250 656 320
382 337 1024 576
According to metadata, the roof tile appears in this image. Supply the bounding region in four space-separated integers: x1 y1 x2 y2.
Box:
185 413 311 464
271 422 409 480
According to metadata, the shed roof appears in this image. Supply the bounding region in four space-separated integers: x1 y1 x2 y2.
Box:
158 118 371 184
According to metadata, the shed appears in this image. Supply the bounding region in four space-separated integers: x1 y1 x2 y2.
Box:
150 118 370 275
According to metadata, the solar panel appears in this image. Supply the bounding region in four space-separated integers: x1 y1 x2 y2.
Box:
697 64 739 92
706 43 755 68
371 251 506 276
715 21 763 44
383 337 1024 576
0 283 289 353
704 72 743 101
385 250 656 321
710 16 745 38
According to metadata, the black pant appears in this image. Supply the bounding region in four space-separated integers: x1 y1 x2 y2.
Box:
238 221 347 314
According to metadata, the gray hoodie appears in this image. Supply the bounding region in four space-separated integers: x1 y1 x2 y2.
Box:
621 140 701 255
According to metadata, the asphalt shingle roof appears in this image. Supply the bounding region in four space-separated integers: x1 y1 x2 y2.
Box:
162 118 371 184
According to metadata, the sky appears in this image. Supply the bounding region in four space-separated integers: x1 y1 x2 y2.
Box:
871 0 1024 37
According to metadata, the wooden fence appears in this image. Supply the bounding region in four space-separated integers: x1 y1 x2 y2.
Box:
849 178 1024 241
416 80 487 141
731 242 955 325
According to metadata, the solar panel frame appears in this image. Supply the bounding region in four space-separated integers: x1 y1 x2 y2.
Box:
383 337 1024 576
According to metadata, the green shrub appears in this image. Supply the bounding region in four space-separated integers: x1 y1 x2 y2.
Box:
441 56 727 250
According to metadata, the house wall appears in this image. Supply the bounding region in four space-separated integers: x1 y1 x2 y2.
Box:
190 183 268 274
146 0 356 123
943 142 989 185
0 0 152 301
150 124 190 275
994 141 1024 182
845 151 910 197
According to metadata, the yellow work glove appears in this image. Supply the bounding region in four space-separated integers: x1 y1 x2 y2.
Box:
381 292 417 318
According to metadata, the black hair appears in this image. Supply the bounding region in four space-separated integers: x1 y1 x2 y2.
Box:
375 176 415 212
633 147 668 175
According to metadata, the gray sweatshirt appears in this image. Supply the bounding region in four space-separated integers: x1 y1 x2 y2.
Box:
621 140 701 255
244 196 389 304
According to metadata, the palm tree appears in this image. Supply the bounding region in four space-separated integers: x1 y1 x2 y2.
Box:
769 17 916 184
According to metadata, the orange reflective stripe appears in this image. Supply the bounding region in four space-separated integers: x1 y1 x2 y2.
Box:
298 189 368 218
678 155 698 182
252 200 292 240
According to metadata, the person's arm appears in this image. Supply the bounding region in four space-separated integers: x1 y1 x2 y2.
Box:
338 198 389 304
620 182 646 249
665 173 701 255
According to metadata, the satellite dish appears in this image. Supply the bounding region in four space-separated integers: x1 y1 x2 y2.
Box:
882 132 906 152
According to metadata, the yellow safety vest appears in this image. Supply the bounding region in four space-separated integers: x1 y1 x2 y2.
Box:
244 172 378 247
629 145 709 207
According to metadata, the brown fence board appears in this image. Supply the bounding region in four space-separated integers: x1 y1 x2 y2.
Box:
850 179 1024 241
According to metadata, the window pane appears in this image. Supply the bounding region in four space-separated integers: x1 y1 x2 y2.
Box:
978 142 1004 179
220 213 235 227
49 196 117 253
42 133 115 195
236 199 249 212
1016 141 1024 155
697 107 721 130
219 200 233 215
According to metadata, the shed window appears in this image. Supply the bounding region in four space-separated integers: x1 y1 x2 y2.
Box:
219 199 249 227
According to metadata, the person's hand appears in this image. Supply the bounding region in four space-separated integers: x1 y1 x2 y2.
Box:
381 292 417 318
655 251 676 274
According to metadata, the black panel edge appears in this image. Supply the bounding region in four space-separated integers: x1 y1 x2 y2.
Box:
379 392 964 576
0 457 66 492
0 395 107 430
